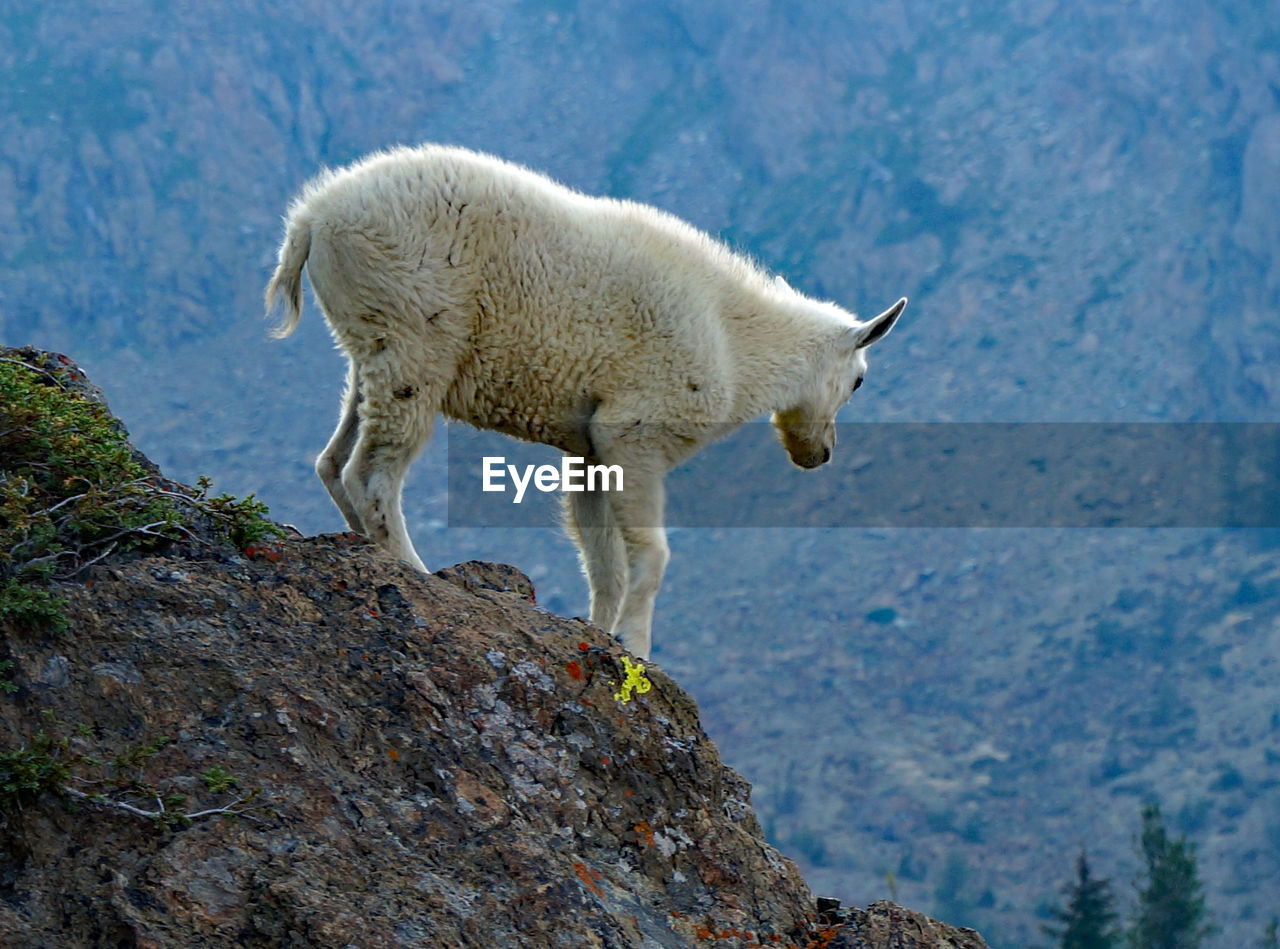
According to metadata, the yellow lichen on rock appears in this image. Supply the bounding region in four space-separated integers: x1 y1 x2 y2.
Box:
613 656 652 704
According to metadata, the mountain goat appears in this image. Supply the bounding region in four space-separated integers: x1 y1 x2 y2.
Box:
266 144 905 658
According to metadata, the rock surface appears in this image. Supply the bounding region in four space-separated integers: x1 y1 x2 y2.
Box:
0 351 988 948
828 902 990 949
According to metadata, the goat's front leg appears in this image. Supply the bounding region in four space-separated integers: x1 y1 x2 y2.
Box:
564 488 627 633
602 468 669 659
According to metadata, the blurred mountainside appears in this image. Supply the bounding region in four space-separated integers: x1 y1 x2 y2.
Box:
3 2 1280 947
5 0 1280 422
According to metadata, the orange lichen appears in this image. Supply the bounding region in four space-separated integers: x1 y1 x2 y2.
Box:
243 543 283 563
572 861 605 898
668 914 797 947
799 927 843 949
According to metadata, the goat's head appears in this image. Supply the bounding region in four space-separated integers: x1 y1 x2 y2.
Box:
772 297 906 469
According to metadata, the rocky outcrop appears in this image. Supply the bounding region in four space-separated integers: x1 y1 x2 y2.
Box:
0 350 987 948
824 902 990 949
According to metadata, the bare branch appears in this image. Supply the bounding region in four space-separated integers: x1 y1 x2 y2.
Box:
62 786 264 825
70 520 174 549
44 491 92 515
74 541 119 573
182 800 259 821
63 788 160 820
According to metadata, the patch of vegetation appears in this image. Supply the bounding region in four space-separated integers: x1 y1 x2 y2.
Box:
0 352 279 633
202 765 239 794
1 354 185 585
0 578 70 634
0 716 76 811
1041 848 1120 949
191 475 275 549
1041 802 1220 949
0 711 261 828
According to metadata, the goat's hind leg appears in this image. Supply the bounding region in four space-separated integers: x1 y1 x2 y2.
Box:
340 376 439 573
316 362 366 533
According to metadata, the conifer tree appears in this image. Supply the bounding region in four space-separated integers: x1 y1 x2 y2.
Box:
1043 847 1120 949
1128 802 1212 949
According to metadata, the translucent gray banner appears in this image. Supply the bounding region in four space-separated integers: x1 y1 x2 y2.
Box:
445 424 1280 528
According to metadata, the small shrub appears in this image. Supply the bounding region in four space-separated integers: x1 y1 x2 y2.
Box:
110 735 170 782
191 476 275 549
202 765 239 794
0 577 70 634
0 720 77 811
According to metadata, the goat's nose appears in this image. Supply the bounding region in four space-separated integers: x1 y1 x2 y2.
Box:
821 446 831 464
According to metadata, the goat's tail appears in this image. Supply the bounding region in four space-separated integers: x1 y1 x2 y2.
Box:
264 215 312 339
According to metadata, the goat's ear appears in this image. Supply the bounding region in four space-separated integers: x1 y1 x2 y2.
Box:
843 297 907 350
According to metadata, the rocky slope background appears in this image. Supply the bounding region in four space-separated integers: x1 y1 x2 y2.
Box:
3 2 1280 946
0 348 990 948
